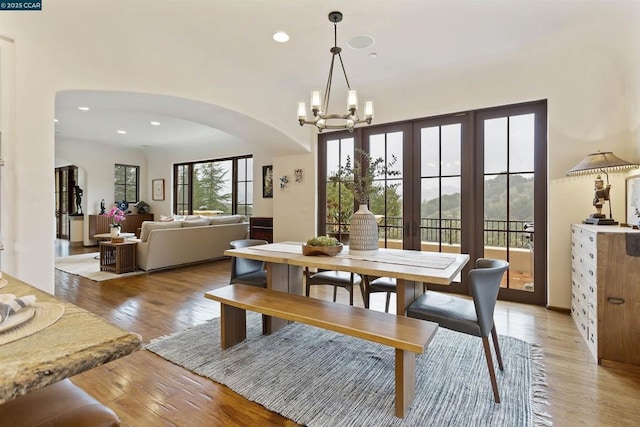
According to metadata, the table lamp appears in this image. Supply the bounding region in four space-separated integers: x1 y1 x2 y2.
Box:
566 151 639 225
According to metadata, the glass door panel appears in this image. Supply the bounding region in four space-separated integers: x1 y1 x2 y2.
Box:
482 113 536 292
324 136 354 243
369 131 404 249
419 123 462 255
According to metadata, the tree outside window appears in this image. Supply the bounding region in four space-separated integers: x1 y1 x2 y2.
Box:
114 164 139 203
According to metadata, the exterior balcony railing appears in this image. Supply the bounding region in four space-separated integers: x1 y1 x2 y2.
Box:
326 217 535 281
327 217 533 248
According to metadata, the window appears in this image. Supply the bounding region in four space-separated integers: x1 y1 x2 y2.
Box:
173 155 253 216
114 164 139 203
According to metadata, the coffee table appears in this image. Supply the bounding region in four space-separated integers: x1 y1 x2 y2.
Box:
99 241 137 274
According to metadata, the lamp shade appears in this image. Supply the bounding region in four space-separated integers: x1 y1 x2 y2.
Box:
566 151 639 176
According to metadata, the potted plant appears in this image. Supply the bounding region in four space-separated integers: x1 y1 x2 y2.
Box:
107 206 126 237
330 149 399 254
302 235 343 256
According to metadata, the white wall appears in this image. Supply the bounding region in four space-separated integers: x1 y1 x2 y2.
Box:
143 142 277 218
56 138 148 246
0 4 638 304
273 153 317 242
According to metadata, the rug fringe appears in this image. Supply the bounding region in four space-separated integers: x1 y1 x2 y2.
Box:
530 343 553 426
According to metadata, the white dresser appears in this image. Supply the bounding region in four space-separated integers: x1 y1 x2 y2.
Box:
570 224 640 366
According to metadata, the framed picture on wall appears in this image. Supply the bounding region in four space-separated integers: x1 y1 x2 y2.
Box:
263 165 274 198
625 175 640 226
152 179 165 201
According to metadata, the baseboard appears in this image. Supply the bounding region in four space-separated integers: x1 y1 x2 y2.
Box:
545 305 570 313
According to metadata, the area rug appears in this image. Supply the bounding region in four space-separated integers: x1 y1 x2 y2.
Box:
146 313 552 426
54 253 145 282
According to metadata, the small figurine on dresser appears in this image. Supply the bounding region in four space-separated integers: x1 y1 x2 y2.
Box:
100 199 106 215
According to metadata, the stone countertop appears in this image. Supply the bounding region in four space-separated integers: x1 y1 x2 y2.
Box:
0 273 142 403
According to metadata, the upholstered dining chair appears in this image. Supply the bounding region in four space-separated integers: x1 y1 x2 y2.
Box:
407 258 509 403
363 277 428 313
363 276 396 313
229 239 269 287
304 268 363 306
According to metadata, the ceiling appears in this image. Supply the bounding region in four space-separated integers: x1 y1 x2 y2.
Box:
48 1 629 153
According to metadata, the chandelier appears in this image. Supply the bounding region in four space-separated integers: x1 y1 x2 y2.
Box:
297 11 374 133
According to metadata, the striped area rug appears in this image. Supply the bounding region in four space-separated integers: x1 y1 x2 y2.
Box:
146 313 552 426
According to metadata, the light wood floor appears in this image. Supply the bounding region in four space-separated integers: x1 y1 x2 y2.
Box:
54 241 640 426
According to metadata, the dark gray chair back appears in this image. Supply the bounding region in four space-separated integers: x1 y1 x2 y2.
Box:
469 258 509 337
230 239 268 282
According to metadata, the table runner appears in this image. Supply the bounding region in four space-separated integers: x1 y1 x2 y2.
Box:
250 243 457 270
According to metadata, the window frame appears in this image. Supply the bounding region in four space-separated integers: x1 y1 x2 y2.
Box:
173 155 253 216
114 163 139 204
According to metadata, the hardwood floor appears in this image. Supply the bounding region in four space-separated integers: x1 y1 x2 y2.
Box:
53 242 640 426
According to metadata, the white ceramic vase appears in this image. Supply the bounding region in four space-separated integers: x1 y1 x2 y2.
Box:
110 225 121 238
349 204 379 255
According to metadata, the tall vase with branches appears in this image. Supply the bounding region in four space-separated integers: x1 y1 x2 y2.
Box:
330 148 399 254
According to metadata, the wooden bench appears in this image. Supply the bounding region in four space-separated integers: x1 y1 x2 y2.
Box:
204 284 439 418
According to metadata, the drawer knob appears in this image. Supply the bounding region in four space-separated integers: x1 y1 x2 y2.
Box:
607 297 625 305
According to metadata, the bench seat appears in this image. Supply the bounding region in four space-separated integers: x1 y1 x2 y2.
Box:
204 284 439 418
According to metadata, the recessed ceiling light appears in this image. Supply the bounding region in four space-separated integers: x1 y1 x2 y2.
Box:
54 118 59 123
117 130 127 134
273 31 289 43
150 121 161 126
369 53 377 58
77 106 90 111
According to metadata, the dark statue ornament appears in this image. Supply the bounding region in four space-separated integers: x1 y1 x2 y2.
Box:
100 199 106 215
73 185 83 215
135 200 150 214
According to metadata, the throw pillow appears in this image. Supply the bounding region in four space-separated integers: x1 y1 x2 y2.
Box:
209 215 243 225
160 215 174 222
183 219 210 228
140 221 183 242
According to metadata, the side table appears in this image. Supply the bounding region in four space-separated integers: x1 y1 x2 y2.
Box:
99 241 138 274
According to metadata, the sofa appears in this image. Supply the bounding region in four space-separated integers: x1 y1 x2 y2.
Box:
132 215 249 271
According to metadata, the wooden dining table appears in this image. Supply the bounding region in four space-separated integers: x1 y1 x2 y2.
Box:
224 241 469 332
0 273 142 404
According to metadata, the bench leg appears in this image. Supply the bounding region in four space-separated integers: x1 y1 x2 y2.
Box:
220 303 246 349
395 349 416 418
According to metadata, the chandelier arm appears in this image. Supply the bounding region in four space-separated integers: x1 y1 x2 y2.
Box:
337 53 352 90
323 53 336 115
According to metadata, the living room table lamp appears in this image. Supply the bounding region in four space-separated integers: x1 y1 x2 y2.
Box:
566 150 639 225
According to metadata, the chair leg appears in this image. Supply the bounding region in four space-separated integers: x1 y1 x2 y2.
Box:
348 273 354 306
332 285 338 302
304 268 311 297
491 326 504 370
385 292 391 313
482 336 500 403
362 276 371 309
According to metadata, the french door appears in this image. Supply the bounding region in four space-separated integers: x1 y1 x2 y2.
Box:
319 100 547 305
